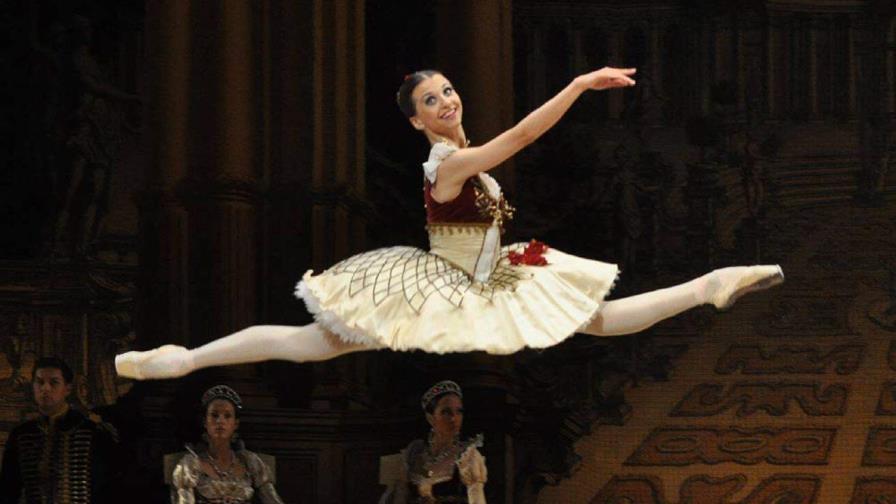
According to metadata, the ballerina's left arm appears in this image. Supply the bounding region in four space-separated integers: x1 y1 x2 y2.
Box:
431 66 636 203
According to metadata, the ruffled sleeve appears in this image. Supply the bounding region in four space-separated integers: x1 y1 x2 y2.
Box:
379 443 414 504
457 445 487 504
421 142 459 184
243 451 285 504
171 453 200 504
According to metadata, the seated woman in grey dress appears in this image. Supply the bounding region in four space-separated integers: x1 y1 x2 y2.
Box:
171 385 284 504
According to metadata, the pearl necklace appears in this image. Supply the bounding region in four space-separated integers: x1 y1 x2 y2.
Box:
423 437 461 477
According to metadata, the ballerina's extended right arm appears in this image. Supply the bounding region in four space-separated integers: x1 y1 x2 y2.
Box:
430 67 636 203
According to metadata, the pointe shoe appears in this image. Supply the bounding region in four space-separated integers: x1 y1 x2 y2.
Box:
710 265 784 310
115 344 191 380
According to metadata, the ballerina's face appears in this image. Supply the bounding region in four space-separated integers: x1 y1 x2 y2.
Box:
409 73 463 135
427 393 464 440
205 399 240 443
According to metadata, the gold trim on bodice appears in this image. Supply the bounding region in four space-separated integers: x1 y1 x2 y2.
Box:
471 176 515 230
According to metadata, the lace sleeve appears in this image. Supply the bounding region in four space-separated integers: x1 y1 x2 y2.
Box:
244 451 285 504
421 142 459 184
171 454 200 504
458 446 487 504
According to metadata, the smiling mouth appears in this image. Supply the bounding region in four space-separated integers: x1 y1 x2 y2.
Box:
440 108 458 120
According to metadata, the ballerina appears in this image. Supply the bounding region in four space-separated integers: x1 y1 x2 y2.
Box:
116 66 783 380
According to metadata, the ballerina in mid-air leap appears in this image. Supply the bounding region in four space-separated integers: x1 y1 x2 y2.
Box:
116 66 783 380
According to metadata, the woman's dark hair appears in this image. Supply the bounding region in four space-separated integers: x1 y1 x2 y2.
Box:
396 69 442 118
423 391 461 414
201 385 243 419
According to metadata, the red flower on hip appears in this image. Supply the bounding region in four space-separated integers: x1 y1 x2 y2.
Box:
508 239 549 266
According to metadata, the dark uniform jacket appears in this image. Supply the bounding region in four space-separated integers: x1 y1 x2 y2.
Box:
0 408 118 504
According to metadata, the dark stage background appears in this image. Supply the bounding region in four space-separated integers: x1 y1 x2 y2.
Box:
1 1 895 502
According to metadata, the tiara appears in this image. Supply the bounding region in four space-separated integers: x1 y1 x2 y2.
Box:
202 385 243 410
421 380 462 410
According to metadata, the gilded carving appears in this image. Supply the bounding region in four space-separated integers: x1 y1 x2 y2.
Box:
715 345 864 375
849 477 896 503
755 290 856 338
670 383 848 417
625 427 837 466
875 382 896 415
861 427 896 466
590 474 821 504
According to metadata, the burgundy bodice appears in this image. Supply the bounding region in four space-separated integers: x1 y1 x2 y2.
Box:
423 178 492 225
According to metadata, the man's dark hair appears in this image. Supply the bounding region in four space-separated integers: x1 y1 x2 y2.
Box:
33 356 74 384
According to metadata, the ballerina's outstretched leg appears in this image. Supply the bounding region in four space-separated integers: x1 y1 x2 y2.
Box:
115 323 372 380
117 266 783 379
583 265 783 336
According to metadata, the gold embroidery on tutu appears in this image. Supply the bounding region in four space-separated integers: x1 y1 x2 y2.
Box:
325 246 531 313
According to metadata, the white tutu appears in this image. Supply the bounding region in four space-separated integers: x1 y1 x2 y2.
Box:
296 141 618 354
295 242 618 354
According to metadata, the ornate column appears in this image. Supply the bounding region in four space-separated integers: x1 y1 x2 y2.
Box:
138 0 191 347
435 0 515 190
311 0 366 269
183 1 262 345
139 1 267 348
263 0 314 321
306 0 369 416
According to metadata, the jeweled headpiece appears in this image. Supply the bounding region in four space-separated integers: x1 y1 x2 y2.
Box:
421 380 462 410
201 385 243 410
